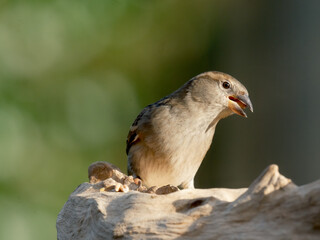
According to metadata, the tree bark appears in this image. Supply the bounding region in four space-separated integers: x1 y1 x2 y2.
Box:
56 164 320 240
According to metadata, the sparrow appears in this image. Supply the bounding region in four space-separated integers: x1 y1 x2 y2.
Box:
126 71 253 189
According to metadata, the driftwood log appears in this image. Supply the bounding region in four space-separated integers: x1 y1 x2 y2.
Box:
57 163 320 239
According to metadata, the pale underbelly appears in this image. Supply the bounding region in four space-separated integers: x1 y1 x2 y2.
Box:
139 141 210 187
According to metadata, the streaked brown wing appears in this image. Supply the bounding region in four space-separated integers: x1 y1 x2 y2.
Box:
126 127 140 155
126 98 171 155
126 106 150 155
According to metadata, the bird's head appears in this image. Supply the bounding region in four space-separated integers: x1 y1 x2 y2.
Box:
189 71 253 118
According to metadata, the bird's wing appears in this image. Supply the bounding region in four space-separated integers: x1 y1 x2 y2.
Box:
126 106 150 155
126 97 172 155
126 126 140 155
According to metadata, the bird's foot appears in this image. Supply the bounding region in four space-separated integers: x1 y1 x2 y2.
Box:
145 184 179 195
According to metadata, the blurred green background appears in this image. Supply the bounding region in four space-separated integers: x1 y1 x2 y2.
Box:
0 0 319 239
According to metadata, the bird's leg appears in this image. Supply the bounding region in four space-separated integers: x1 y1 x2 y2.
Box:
146 185 179 194
178 179 195 190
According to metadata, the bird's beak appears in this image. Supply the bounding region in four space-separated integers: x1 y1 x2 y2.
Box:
228 94 253 118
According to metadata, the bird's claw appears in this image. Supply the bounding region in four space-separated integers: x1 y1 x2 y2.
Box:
145 184 179 194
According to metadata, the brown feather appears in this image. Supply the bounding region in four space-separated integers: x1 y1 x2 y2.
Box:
126 128 140 155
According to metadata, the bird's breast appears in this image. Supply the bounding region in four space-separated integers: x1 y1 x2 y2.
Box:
131 105 217 187
147 113 215 184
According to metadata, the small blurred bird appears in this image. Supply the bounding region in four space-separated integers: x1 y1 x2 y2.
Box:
126 71 253 189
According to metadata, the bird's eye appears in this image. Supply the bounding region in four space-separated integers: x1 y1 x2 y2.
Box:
222 81 230 89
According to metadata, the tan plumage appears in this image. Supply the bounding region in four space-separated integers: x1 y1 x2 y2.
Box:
126 71 253 189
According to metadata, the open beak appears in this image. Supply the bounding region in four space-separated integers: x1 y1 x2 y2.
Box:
228 94 253 118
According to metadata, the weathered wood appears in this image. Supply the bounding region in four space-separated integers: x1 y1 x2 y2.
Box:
57 164 320 240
